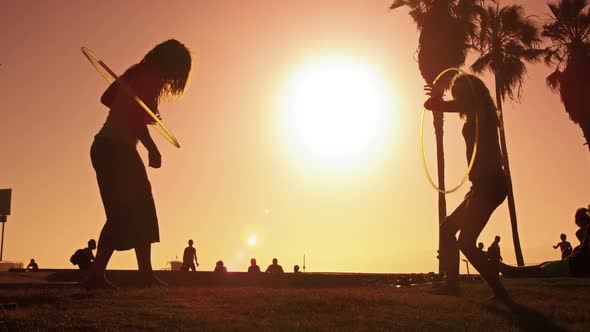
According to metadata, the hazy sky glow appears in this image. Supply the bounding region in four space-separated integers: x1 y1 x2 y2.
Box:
1 0 588 273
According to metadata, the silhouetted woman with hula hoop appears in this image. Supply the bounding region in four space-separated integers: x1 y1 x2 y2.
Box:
424 74 510 303
88 39 191 289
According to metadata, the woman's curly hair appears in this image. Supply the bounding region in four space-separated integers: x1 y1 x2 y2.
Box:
450 74 498 125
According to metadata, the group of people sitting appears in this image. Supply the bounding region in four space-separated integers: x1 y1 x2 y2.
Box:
247 258 301 274
498 207 590 278
211 258 301 274
63 205 590 281
67 238 303 275
179 239 301 274
69 208 590 279
26 240 95 272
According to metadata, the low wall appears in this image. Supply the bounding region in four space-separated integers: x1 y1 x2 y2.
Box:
0 261 23 272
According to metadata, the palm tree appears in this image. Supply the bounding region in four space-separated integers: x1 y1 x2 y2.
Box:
390 0 476 272
470 1 544 266
543 0 590 150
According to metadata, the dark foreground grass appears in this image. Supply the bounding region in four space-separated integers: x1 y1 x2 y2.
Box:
0 278 589 331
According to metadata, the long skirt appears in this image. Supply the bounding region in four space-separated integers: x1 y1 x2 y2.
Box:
91 138 159 251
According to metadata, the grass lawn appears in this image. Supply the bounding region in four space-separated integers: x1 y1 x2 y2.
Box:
0 278 588 331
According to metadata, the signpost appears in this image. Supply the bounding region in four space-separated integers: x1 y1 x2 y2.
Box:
0 189 12 262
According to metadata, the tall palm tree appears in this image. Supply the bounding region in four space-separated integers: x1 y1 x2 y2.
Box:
543 0 590 150
390 0 476 272
470 1 544 266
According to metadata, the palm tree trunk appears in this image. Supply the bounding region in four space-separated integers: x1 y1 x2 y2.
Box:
495 77 525 266
433 112 447 274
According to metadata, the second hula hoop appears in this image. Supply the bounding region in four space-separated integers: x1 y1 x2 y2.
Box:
420 67 479 194
81 46 181 148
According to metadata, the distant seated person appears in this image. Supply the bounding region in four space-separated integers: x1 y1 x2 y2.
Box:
70 239 97 270
553 233 573 260
265 258 284 274
182 239 199 271
214 260 227 274
477 242 486 254
26 259 39 271
248 258 261 273
500 224 590 278
293 265 301 273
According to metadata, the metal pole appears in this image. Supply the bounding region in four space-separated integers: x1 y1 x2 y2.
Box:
462 259 470 278
303 254 306 272
0 222 5 261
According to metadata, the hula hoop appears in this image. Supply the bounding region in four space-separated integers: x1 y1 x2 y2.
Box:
81 47 181 148
420 67 479 194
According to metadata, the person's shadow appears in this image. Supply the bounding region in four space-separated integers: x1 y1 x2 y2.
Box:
484 301 570 332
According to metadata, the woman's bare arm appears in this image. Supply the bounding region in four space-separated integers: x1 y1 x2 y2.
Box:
135 123 161 168
424 98 465 113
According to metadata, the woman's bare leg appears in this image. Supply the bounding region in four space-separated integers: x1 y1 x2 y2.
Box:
86 246 114 289
135 244 152 272
438 198 471 290
457 196 509 300
135 243 167 286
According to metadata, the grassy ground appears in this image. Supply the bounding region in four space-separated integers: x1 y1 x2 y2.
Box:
0 278 588 331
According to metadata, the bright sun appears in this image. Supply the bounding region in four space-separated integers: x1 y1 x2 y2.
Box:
280 56 393 165
247 234 258 247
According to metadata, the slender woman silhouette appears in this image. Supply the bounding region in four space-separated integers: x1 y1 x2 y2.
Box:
87 39 191 289
424 74 510 303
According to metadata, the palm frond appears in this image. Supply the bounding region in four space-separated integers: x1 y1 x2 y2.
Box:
546 68 562 92
390 0 408 10
543 0 590 70
392 0 479 83
470 52 493 73
471 2 542 102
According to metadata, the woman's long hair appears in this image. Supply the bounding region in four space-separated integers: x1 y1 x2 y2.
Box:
450 74 498 125
141 39 192 101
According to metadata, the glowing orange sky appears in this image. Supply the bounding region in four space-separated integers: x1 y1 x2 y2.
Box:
0 0 588 273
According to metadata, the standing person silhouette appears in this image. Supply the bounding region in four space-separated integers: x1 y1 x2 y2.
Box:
424 74 510 303
487 236 503 263
182 239 199 271
88 39 192 289
553 234 573 259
